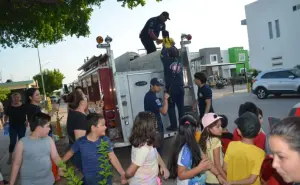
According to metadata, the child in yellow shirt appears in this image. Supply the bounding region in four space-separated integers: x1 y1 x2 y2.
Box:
162 30 178 58
223 112 265 185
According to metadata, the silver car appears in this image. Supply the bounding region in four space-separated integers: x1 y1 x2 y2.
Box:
252 68 300 99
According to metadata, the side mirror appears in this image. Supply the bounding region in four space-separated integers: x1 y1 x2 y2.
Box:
288 75 295 79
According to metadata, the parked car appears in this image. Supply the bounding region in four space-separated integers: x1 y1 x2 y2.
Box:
252 68 300 99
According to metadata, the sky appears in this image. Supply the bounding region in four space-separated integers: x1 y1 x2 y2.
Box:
0 0 256 84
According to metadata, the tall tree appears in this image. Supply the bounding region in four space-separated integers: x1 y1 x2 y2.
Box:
33 69 65 95
0 88 11 101
0 0 161 49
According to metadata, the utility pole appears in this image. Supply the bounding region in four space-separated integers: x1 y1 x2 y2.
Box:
37 47 47 101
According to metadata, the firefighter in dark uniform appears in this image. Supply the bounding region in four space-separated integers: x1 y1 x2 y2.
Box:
144 78 169 155
160 39 184 131
139 11 170 54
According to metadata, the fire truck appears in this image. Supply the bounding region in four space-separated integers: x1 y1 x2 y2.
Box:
74 34 199 148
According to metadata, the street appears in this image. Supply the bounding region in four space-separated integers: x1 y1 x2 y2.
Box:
0 92 299 184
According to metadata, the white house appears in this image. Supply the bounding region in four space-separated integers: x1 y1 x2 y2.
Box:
242 0 300 71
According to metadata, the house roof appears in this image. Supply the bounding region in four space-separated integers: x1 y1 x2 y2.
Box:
0 80 36 88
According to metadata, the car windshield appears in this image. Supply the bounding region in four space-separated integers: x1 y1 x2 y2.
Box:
291 68 300 77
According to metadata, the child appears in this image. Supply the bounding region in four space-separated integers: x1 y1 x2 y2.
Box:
195 117 204 143
162 30 178 58
199 113 227 185
219 114 233 153
233 102 266 150
168 114 226 185
63 113 126 185
9 112 62 185
125 111 169 185
224 112 265 185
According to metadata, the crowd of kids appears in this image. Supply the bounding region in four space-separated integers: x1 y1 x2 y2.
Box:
5 99 296 185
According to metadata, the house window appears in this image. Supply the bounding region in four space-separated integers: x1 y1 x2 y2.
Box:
268 22 273 39
293 4 300 11
238 53 246 62
210 54 218 63
275 20 280 38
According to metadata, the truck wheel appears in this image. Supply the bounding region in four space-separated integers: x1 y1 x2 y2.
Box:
256 87 268 99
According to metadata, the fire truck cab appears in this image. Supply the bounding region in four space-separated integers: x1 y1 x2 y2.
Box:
75 34 199 148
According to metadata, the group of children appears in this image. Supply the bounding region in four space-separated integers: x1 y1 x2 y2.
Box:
6 100 288 185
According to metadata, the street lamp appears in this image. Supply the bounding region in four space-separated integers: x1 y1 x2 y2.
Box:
37 47 47 101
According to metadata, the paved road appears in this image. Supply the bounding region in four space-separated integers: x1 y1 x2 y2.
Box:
115 92 300 184
1 92 299 184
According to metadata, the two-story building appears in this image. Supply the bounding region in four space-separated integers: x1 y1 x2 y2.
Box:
242 0 300 71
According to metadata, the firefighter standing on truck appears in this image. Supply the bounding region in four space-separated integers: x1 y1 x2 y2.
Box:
144 78 169 155
139 11 170 54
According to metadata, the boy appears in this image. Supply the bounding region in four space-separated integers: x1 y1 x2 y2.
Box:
9 112 62 185
219 114 233 153
63 113 126 185
233 102 266 150
224 112 265 185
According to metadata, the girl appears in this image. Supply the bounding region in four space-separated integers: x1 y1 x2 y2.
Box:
125 111 169 185
169 115 226 185
200 113 227 185
4 93 27 164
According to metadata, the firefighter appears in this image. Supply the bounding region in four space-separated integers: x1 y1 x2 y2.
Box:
139 11 170 54
160 40 184 132
144 78 169 155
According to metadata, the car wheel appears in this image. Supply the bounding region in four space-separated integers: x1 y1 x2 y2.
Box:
256 87 268 99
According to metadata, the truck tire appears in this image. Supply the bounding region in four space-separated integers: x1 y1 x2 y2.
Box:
256 87 268 99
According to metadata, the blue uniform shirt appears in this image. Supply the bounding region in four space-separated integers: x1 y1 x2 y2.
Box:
144 90 163 124
160 54 184 90
197 84 214 117
140 16 166 39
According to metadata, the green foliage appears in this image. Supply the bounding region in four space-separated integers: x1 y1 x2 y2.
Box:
97 139 112 185
0 0 162 49
58 161 83 185
0 88 11 101
33 69 65 95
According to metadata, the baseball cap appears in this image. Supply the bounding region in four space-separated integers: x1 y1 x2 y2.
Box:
202 113 223 129
150 78 164 86
161 11 170 20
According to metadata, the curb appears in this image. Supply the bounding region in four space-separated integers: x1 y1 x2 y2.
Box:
213 89 248 100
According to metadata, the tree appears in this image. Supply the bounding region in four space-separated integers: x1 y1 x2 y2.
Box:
0 88 11 101
0 0 161 49
33 69 65 95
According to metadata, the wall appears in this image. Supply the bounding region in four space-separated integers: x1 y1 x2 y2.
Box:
245 0 300 71
199 47 222 65
228 47 249 75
